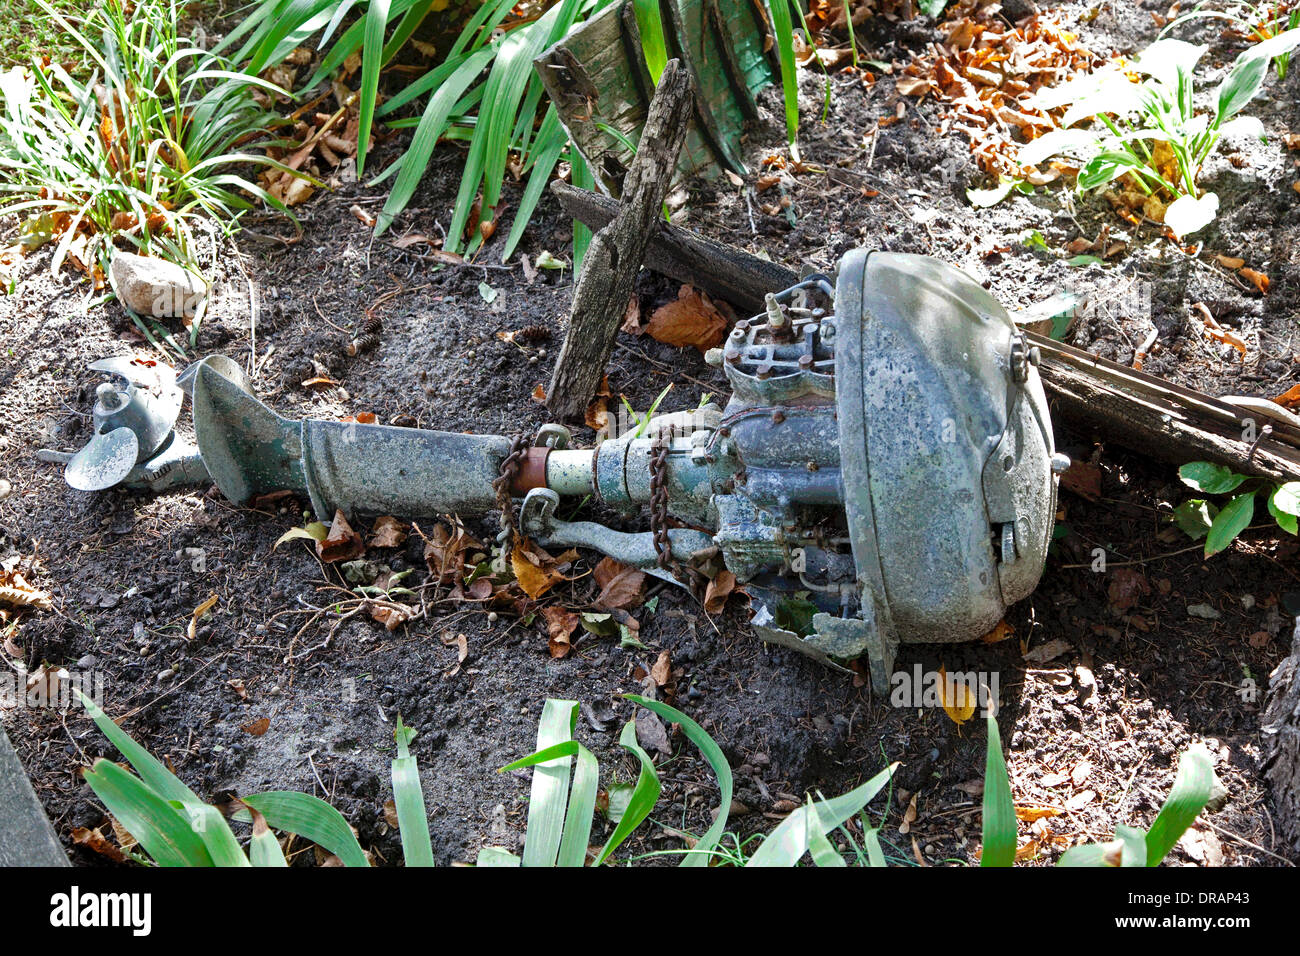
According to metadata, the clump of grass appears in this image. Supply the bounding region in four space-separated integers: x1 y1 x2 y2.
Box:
227 0 806 264
0 0 297 280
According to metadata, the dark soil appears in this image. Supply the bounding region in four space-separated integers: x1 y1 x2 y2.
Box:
1 0 1297 866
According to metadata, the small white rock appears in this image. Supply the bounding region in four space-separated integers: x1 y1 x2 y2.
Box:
110 251 206 318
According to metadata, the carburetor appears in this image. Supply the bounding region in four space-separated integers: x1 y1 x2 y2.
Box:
44 250 1066 692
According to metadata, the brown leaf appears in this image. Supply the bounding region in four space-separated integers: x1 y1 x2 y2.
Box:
531 384 546 403
71 826 128 864
0 569 53 611
594 557 645 610
896 75 931 96
703 570 736 614
1272 383 1300 409
1060 460 1101 500
981 619 1015 643
186 591 218 641
1214 254 1245 270
645 286 728 351
383 799 399 829
635 708 671 755
317 510 365 563
1015 805 1061 823
301 375 340 388
541 606 580 658
511 539 568 600
1239 267 1269 295
620 296 644 336
242 717 271 737
421 518 480 585
367 515 408 549
651 649 672 687
369 603 414 631
1107 567 1150 612
585 394 609 433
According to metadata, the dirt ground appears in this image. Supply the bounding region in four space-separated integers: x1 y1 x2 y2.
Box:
2 0 1298 866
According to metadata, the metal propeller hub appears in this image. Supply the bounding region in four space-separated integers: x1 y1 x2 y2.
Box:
63 357 184 492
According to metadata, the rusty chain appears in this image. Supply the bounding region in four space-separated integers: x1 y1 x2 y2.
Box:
493 433 530 551
648 435 676 574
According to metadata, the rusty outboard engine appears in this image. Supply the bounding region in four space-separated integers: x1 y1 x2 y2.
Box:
45 251 1066 691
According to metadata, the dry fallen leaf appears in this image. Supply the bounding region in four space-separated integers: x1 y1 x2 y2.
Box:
1272 383 1300 409
645 286 729 351
186 592 219 641
369 603 414 631
367 515 408 549
422 518 480 585
703 570 736 614
511 539 572 600
0 569 53 611
1214 254 1245 270
982 619 1015 643
241 716 271 737
1015 805 1061 823
317 510 365 563
71 827 128 864
1239 267 1269 295
1022 638 1072 663
541 606 579 658
938 666 977 725
651 649 672 687
1064 789 1096 810
594 557 645 610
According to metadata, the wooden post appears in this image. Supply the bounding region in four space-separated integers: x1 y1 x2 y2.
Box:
546 59 694 422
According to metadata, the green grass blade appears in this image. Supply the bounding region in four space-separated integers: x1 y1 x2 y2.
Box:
501 106 565 260
557 743 599 866
766 0 800 150
806 799 847 866
745 762 898 866
245 804 289 867
76 688 202 807
595 719 661 865
981 714 1017 867
571 149 594 274
632 0 667 81
356 0 393 177
863 826 887 867
1145 744 1214 866
625 694 733 866
238 792 371 867
375 46 494 234
391 716 434 867
83 760 216 867
521 699 579 867
476 846 522 866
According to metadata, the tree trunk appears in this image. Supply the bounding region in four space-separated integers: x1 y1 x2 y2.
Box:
545 60 694 421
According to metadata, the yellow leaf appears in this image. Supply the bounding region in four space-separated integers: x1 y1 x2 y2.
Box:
510 540 565 600
938 666 976 725
274 523 328 549
1015 805 1062 823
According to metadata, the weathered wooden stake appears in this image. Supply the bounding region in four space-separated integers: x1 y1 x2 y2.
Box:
546 59 694 421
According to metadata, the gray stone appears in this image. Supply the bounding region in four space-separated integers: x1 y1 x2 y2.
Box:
0 724 68 866
110 251 206 318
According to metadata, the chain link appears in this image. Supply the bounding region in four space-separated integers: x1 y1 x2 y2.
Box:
493 433 530 550
648 435 676 574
